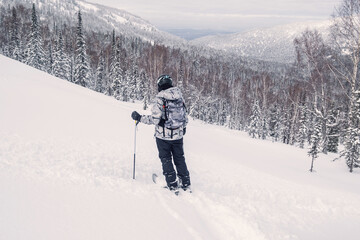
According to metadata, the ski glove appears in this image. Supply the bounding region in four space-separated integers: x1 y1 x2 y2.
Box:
131 111 141 122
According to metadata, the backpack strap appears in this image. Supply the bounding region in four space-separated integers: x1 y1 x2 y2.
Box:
161 98 167 137
183 101 187 113
162 98 168 121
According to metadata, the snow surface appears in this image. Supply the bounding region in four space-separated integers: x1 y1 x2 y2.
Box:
1 55 360 240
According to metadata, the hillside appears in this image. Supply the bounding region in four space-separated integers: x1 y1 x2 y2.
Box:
1 55 360 239
191 20 332 63
0 0 186 47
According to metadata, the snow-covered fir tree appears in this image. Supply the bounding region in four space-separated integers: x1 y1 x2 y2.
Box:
111 41 123 100
109 31 124 99
132 62 141 100
9 7 21 61
279 107 291 144
268 105 280 142
47 43 54 74
140 71 150 110
216 99 228 126
53 32 71 81
261 115 268 140
107 30 117 96
136 69 146 101
73 11 90 87
249 99 261 138
343 91 360 172
228 84 243 131
308 119 322 172
95 51 106 93
25 4 46 71
124 57 137 101
297 104 308 149
326 105 339 153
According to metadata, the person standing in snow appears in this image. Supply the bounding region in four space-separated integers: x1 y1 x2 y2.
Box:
131 75 191 192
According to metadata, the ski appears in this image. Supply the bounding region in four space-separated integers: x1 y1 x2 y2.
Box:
181 186 192 193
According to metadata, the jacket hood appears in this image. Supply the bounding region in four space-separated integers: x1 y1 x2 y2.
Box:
157 87 183 100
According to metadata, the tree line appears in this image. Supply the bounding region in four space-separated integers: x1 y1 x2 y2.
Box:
0 0 359 172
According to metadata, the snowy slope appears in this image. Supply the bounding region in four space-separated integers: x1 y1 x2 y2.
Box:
1 0 186 47
1 55 360 240
191 20 332 63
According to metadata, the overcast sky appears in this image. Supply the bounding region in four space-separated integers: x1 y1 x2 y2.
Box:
87 0 341 32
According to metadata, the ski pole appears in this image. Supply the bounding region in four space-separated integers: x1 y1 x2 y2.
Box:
133 120 139 179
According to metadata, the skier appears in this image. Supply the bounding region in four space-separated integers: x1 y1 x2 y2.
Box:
131 74 191 192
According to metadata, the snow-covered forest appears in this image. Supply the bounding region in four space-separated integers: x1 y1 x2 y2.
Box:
1 0 360 171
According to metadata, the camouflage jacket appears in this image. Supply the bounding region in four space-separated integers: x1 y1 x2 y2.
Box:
140 87 188 140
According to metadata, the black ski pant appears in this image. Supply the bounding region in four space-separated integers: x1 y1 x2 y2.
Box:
156 137 190 189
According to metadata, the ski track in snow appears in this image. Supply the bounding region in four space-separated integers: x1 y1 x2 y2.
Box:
1 55 360 240
155 191 204 240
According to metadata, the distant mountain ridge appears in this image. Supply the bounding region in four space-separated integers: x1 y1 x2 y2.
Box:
190 20 332 63
164 29 235 40
0 0 186 47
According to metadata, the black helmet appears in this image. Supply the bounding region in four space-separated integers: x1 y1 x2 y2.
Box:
157 74 173 92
